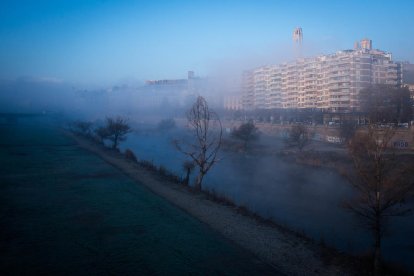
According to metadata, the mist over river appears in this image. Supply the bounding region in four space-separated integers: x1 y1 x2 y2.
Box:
121 126 414 271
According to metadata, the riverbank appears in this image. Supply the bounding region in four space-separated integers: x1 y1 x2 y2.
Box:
68 132 362 275
1 121 278 275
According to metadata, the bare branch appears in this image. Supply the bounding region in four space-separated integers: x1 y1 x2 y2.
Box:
344 123 414 273
175 96 222 191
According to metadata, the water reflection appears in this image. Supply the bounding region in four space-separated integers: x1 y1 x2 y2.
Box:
121 128 414 270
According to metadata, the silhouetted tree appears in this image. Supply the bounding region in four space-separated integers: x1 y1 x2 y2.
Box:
182 160 195 186
124 148 138 163
359 85 413 124
286 124 310 151
344 125 414 275
94 126 110 145
175 96 222 191
104 116 132 149
231 120 260 150
73 120 93 137
339 120 358 145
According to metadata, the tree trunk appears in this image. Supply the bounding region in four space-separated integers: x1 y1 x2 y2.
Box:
184 169 191 186
374 228 381 276
374 178 382 276
194 171 204 191
112 134 118 149
374 196 382 276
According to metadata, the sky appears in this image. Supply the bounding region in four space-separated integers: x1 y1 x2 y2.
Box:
1 0 414 86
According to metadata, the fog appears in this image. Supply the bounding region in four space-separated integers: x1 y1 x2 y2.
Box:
2 1 414 274
115 125 414 270
1 34 414 272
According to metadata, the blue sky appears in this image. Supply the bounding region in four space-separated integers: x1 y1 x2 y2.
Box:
1 0 414 86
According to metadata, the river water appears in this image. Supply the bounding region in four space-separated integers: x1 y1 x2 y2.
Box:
121 127 414 271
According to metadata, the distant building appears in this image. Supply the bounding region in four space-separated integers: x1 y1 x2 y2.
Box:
360 38 372 50
145 79 187 86
402 63 414 84
292 27 303 44
242 65 282 110
242 39 404 111
223 95 242 110
293 27 303 58
135 71 205 110
401 63 414 103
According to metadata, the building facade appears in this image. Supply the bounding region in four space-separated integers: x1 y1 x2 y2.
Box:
242 39 403 111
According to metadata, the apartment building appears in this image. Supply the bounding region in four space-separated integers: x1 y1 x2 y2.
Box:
223 95 243 110
242 39 403 111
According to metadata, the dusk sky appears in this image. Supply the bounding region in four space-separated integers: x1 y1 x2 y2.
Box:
1 0 414 86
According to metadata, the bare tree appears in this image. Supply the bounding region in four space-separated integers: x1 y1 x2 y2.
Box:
286 124 310 151
104 116 132 149
175 96 222 191
231 120 260 151
339 120 358 146
345 125 414 275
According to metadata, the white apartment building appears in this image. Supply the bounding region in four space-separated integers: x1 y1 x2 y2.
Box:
223 95 243 110
242 39 402 111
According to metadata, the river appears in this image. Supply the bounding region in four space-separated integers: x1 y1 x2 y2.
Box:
121 126 414 271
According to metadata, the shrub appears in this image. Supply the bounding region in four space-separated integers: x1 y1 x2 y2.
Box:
124 149 138 163
139 160 158 171
157 118 176 131
72 120 93 137
231 120 260 150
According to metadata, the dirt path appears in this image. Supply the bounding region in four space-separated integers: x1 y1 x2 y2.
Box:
69 133 358 275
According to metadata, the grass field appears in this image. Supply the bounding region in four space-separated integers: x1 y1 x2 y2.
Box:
0 118 276 275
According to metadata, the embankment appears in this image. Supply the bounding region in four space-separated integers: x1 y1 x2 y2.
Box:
68 132 361 276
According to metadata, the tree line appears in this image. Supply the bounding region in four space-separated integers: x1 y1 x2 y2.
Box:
222 85 413 126
359 85 413 124
71 116 132 150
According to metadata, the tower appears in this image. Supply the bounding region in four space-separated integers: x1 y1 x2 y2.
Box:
293 27 303 58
